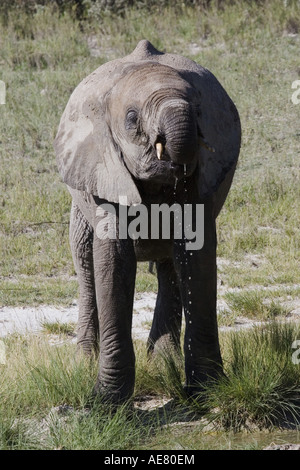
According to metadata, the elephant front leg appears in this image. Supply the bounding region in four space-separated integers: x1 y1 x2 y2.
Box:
173 204 223 396
93 236 137 403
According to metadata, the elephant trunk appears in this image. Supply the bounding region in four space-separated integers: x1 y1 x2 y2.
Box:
160 101 198 165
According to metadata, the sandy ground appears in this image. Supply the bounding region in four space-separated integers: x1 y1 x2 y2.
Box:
0 292 157 340
0 285 300 340
1 287 299 341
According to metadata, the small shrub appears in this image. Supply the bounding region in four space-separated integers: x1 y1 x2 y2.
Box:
203 322 300 431
225 290 291 320
41 321 76 336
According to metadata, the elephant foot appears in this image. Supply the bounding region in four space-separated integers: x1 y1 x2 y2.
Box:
86 387 134 415
92 373 135 406
147 333 181 358
184 368 227 403
90 387 132 408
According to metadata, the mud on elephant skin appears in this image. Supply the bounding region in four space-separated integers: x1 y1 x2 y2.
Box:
54 40 241 403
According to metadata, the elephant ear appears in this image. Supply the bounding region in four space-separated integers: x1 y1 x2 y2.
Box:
130 40 241 199
54 67 142 206
191 69 241 199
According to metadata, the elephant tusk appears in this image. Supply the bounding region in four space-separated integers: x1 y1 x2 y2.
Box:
156 142 163 160
199 138 215 153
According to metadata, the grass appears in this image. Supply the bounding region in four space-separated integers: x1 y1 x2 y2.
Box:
217 285 300 326
0 277 78 306
206 321 300 432
41 321 76 336
0 320 300 449
224 290 291 320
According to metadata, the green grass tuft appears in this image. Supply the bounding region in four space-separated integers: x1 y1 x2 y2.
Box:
41 321 76 336
201 321 300 431
224 290 292 320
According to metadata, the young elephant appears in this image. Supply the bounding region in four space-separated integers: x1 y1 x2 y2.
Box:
54 40 241 403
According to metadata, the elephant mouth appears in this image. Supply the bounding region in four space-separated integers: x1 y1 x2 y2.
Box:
154 142 196 181
125 142 197 188
149 158 197 187
154 140 197 180
170 161 195 180
136 159 197 199
155 145 198 182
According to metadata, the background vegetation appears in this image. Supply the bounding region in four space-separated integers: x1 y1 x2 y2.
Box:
0 0 299 450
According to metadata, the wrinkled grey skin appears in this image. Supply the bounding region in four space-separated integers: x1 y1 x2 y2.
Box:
54 40 241 403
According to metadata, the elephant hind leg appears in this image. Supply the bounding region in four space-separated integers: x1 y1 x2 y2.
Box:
69 202 99 356
147 260 182 356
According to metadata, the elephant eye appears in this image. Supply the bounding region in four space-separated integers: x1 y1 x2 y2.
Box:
125 109 138 130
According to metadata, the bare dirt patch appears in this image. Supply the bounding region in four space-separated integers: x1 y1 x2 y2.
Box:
1 287 299 339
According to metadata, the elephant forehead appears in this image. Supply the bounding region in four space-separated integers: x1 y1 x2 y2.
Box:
111 62 189 97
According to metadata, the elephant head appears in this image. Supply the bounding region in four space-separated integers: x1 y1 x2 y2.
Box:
54 40 241 206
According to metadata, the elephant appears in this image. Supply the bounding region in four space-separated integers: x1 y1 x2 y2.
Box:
54 40 241 404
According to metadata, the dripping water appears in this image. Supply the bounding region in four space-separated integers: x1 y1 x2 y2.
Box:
173 164 194 376
174 177 178 195
183 164 194 372
183 164 188 199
